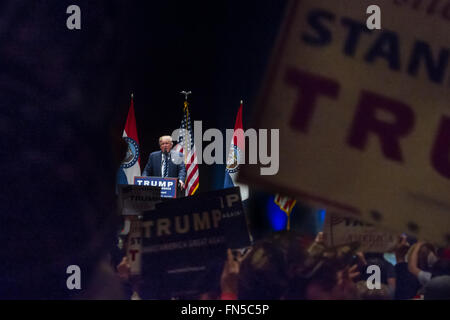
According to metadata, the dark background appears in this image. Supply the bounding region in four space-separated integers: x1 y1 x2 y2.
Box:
117 1 287 192
0 0 319 298
111 1 319 240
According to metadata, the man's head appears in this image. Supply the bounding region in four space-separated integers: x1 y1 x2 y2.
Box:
159 135 173 154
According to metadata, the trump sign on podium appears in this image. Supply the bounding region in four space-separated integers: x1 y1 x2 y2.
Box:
240 0 450 244
134 176 178 198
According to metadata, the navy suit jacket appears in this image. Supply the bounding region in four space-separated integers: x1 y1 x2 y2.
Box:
142 150 186 182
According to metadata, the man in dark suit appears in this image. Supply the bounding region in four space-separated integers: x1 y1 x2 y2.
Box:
142 135 186 189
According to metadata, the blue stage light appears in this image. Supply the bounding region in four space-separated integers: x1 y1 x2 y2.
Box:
317 208 326 231
267 196 288 231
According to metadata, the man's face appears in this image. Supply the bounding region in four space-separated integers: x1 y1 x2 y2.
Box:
160 138 173 153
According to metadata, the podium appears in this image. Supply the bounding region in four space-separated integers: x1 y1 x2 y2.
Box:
134 176 180 198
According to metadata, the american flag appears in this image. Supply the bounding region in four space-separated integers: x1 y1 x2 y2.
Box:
173 100 199 196
274 194 296 214
274 194 297 230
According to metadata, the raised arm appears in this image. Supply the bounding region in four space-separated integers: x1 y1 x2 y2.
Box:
408 241 424 277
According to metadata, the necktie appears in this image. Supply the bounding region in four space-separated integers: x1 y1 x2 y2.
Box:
163 154 169 178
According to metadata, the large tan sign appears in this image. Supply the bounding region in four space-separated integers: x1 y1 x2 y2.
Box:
240 0 450 244
126 218 142 275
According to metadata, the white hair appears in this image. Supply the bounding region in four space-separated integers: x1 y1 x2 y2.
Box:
159 135 173 144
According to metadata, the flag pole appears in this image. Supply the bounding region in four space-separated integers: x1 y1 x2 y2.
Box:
180 90 191 110
180 90 192 163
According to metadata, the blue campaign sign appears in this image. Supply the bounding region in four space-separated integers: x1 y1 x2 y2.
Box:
138 187 252 299
134 176 177 198
154 187 251 249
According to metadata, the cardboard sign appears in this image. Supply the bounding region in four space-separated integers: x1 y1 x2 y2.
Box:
118 184 161 215
134 176 177 198
323 212 396 253
139 187 251 298
240 0 450 244
126 217 143 275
